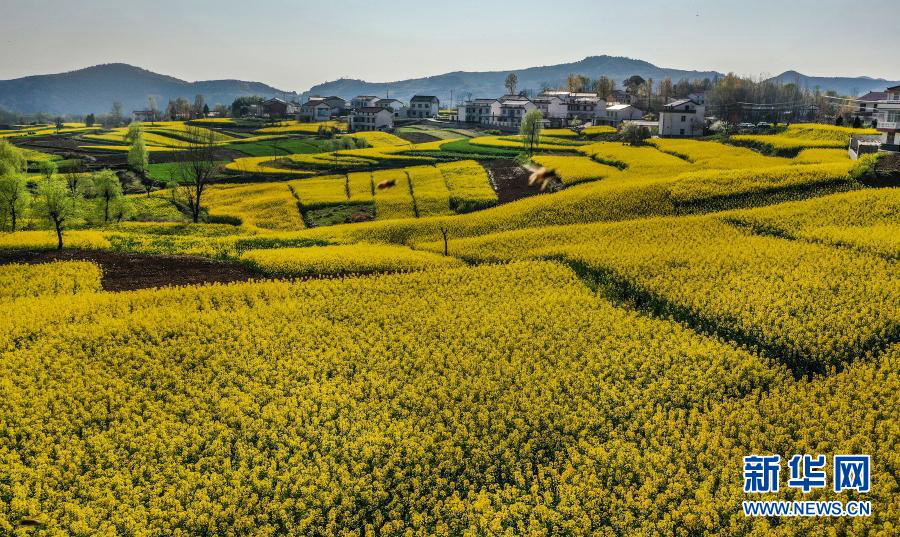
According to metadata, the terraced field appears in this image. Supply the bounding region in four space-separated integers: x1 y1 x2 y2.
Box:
0 122 896 534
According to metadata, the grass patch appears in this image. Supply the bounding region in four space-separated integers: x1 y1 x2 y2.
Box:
304 203 375 227
228 138 334 157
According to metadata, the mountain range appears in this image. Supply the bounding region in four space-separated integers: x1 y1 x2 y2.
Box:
0 63 298 116
1 58 897 116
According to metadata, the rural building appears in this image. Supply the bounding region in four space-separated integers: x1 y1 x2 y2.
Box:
408 95 440 118
608 89 636 105
875 85 900 152
375 98 407 118
299 96 346 121
132 110 155 122
349 107 394 131
350 96 380 109
261 97 301 118
853 91 887 126
658 98 705 136
498 99 536 128
299 99 333 122
597 103 644 126
460 98 501 125
688 91 707 106
533 94 569 126
567 97 601 123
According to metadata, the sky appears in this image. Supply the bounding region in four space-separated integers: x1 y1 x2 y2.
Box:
1 0 897 92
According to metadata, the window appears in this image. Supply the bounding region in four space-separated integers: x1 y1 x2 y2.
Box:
681 115 686 122
680 128 685 135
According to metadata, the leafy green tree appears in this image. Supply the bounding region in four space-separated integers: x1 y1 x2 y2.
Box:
92 169 123 223
621 122 650 145
125 122 142 144
128 134 149 175
0 140 26 177
55 117 64 134
85 113 95 127
0 174 29 231
109 196 134 222
520 109 544 157
38 160 57 182
34 177 79 250
624 75 646 96
64 162 86 197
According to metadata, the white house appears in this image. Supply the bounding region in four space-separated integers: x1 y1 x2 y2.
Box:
854 91 886 126
567 97 602 123
408 96 440 118
298 99 333 122
350 96 380 110
688 91 707 106
499 99 536 128
659 98 705 136
875 85 900 152
460 98 501 125
533 94 569 126
597 103 644 126
375 98 407 118
349 107 394 132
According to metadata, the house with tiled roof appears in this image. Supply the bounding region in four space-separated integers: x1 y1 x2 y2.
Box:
408 96 440 118
349 107 394 132
658 98 704 136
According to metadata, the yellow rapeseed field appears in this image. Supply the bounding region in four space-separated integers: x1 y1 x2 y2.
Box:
0 261 102 301
202 183 305 230
531 154 622 185
241 243 462 276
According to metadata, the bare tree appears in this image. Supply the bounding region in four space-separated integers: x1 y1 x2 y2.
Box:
438 225 450 256
193 94 206 118
176 127 221 223
110 102 124 127
148 96 159 124
596 76 615 100
505 73 518 95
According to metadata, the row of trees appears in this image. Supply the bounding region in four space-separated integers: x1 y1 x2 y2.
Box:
0 121 220 248
506 70 853 123
124 123 220 224
3 94 229 130
0 142 132 248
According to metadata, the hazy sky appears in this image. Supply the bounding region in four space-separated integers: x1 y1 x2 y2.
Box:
2 0 897 91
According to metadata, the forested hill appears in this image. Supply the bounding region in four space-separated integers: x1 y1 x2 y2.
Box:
0 63 298 116
303 55 724 103
766 70 900 97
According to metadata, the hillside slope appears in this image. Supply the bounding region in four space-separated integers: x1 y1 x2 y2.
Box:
0 63 299 116
305 55 724 103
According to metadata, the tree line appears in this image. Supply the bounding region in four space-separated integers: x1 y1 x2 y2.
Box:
0 122 221 248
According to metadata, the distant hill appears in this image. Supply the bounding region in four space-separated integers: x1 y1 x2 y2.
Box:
304 55 725 103
3 60 896 117
766 70 900 96
0 63 299 116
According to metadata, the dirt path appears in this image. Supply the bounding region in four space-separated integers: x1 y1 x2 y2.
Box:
482 159 545 203
0 250 258 292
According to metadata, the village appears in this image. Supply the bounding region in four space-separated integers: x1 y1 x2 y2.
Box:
190 78 900 158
